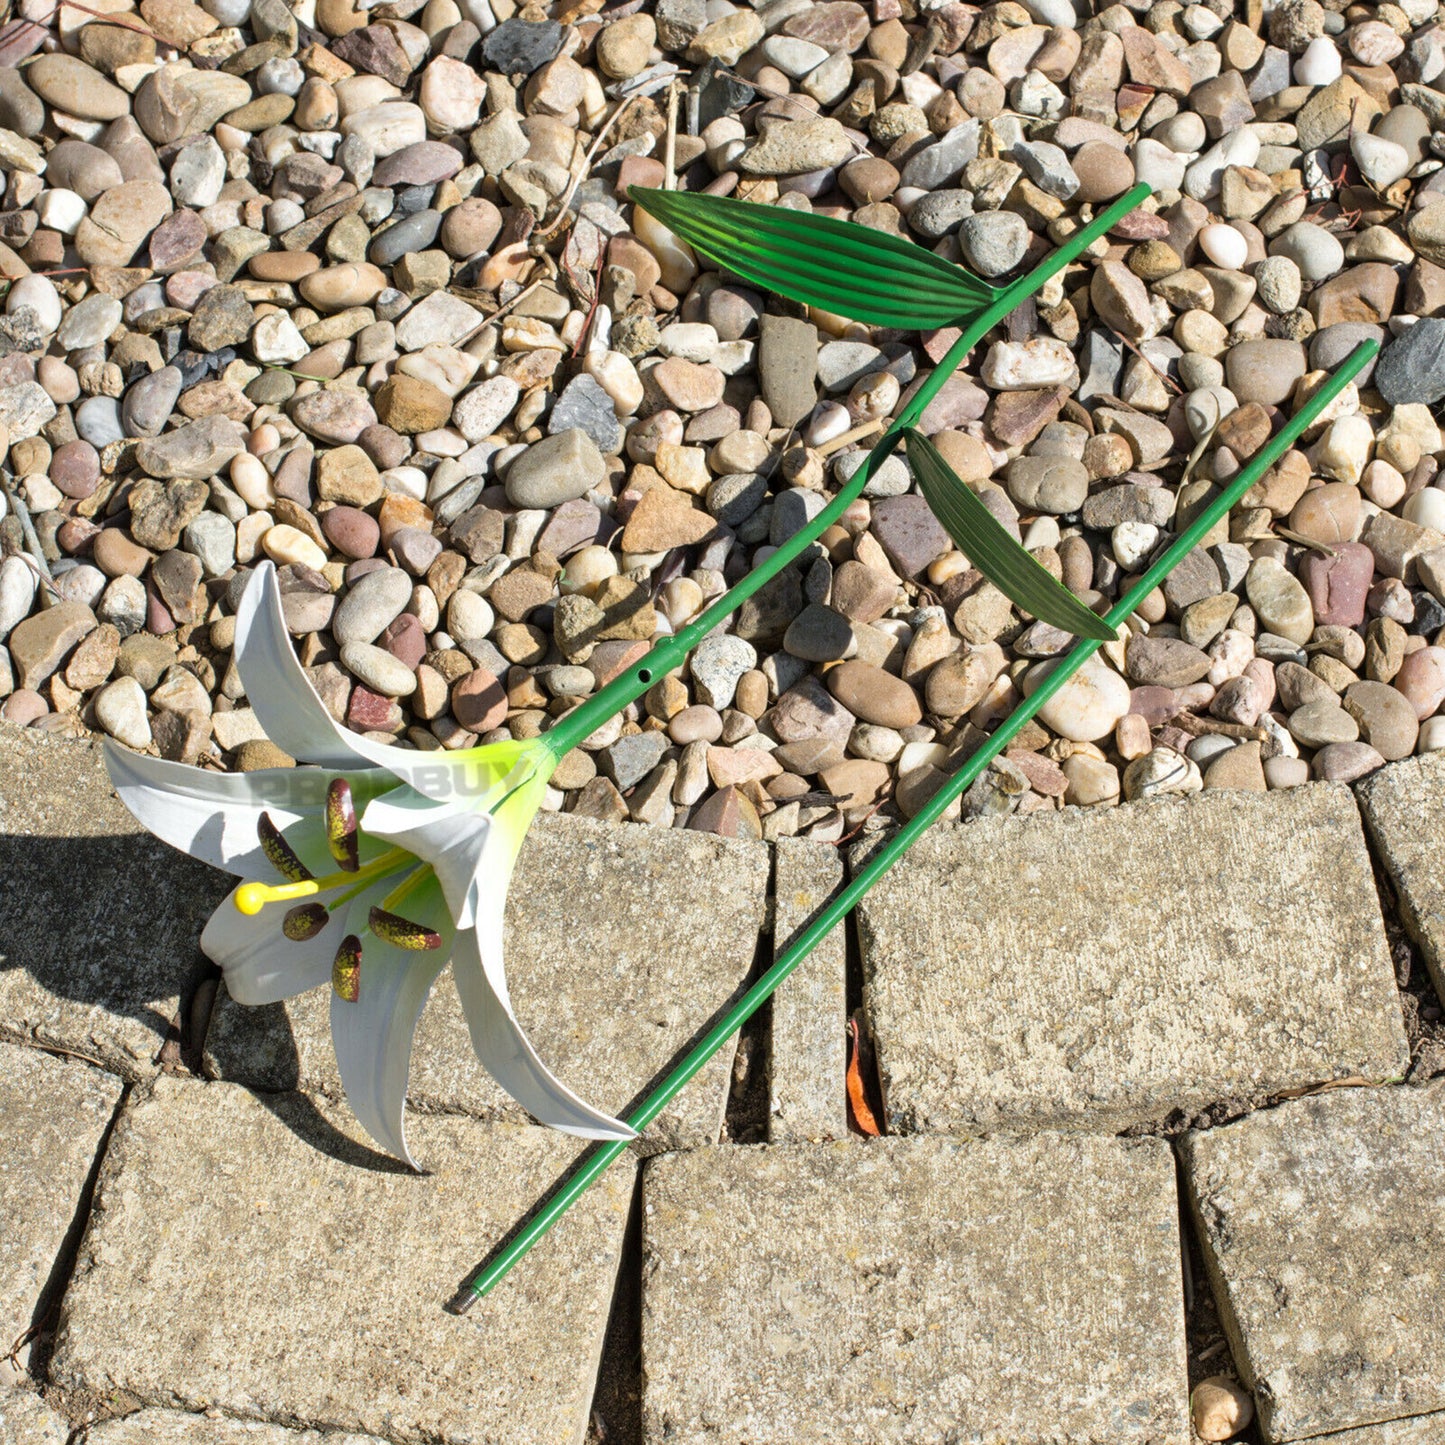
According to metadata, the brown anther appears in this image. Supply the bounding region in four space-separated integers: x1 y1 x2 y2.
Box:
332 935 362 1002
258 813 313 883
282 903 329 941
325 778 359 873
368 907 443 951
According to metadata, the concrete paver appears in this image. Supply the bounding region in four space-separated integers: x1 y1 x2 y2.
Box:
0 1387 69 1445
1358 752 1445 997
82 1407 388 1443
642 1133 1188 1444
53 1076 636 1445
1306 1418 1445 1444
768 837 847 1144
0 1042 121 1359
854 785 1408 1134
205 812 768 1152
1181 1081 1445 1443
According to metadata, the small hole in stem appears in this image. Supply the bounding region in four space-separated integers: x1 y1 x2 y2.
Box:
637 668 652 684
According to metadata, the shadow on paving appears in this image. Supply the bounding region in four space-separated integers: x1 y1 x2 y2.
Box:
0 829 220 1058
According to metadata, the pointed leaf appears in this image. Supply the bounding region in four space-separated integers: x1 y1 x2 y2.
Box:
630 186 996 330
905 429 1116 642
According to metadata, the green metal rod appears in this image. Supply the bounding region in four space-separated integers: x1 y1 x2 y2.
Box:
540 182 1154 760
448 338 1377 1310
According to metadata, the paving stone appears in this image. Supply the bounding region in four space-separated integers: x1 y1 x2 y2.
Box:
205 811 768 1153
0 728 229 1076
642 1133 1188 1443
0 1042 122 1358
768 837 846 1144
52 1077 636 1444
1357 752 1445 999
1294 1418 1445 1445
0 1388 70 1445
1181 1081 1445 1443
853 785 1407 1134
81 1407 388 1443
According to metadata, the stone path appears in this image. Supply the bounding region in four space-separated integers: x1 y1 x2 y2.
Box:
4 728 1445 1444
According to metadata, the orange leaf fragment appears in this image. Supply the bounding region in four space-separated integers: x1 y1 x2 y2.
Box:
846 1016 881 1137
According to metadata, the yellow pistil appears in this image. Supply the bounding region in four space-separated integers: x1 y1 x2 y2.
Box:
234 847 411 917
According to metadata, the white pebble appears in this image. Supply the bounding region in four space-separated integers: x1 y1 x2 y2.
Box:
6 275 61 335
1184 386 1239 441
447 588 494 641
804 402 851 448
1026 654 1130 742
1113 521 1160 570
99 574 146 635
1199 222 1248 270
1404 487 1445 532
36 188 86 235
0 553 37 640
658 323 720 363
1294 36 1343 86
380 465 427 500
1184 129 1260 202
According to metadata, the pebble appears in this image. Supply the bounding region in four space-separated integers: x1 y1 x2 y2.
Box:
1198 224 1247 270
1027 655 1131 742
94 676 151 749
505 429 605 509
1191 1378 1254 1442
1376 320 1445 406
958 211 1029 277
341 640 417 697
0 0 1424 846
333 567 412 645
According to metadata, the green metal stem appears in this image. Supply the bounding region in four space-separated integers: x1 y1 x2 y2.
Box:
450 338 1378 1310
540 182 1154 761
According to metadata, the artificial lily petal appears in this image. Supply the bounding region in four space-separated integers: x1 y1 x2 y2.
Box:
452 921 636 1142
200 875 383 1005
364 775 632 1141
104 741 338 878
359 787 499 930
330 872 453 1168
237 563 526 804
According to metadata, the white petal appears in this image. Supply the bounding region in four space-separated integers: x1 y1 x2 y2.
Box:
329 874 452 1168
238 564 545 803
452 918 635 1142
104 741 336 877
235 561 379 771
201 879 366 1005
359 788 504 929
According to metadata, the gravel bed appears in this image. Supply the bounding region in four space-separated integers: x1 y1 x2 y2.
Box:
0 0 1444 839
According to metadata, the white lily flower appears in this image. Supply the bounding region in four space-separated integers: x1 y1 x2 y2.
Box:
104 561 633 1168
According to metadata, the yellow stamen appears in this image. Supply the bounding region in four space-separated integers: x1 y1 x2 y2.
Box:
234 847 411 917
236 879 318 914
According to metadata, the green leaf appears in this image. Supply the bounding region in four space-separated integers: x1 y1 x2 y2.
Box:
629 186 996 331
904 428 1116 642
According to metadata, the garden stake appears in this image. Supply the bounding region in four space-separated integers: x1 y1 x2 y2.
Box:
448 337 1379 1310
